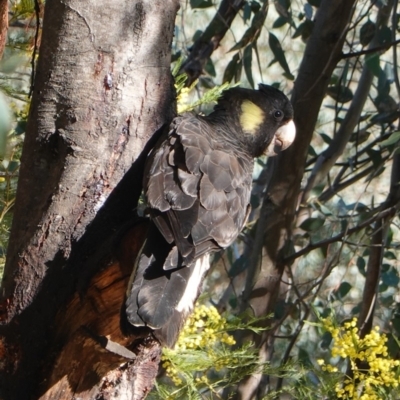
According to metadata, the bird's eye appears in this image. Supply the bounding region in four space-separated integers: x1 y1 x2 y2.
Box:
274 110 283 121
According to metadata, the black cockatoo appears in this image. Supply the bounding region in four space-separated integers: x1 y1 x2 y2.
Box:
125 84 296 347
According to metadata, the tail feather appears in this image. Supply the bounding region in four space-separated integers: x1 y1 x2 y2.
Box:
125 222 211 347
136 263 187 329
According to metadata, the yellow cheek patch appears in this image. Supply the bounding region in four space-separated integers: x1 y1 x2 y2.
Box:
239 100 265 135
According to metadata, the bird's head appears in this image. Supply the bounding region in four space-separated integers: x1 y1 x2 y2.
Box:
211 84 296 158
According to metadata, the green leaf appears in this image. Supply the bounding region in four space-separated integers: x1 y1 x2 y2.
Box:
320 331 332 349
329 74 339 85
351 303 361 315
379 283 388 293
345 202 368 213
384 251 397 260
273 16 290 28
341 59 350 86
360 20 376 46
318 204 332 216
204 58 216 77
377 26 391 46
243 45 254 88
283 72 295 81
223 53 241 83
387 334 400 358
6 160 19 173
198 76 214 89
14 119 27 136
0 93 10 157
171 51 182 63
228 256 247 277
378 68 390 96
365 53 381 77
230 9 267 52
292 20 314 41
366 148 382 168
192 29 203 42
349 129 370 144
234 61 242 82
250 0 261 13
380 131 400 147
299 217 325 232
382 263 391 273
382 269 400 287
357 257 366 276
250 192 261 209
308 145 317 156
304 3 313 19
392 316 400 336
274 299 287 319
243 2 252 22
319 132 332 144
274 0 291 18
298 348 312 368
326 85 353 103
268 32 293 79
190 0 213 8
334 282 351 300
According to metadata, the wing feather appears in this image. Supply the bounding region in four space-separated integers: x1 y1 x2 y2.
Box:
200 151 232 192
145 115 254 260
199 173 226 210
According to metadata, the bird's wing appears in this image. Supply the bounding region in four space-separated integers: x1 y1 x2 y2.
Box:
145 115 253 264
126 115 253 344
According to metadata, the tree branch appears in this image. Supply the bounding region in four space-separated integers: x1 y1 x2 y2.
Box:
341 38 400 59
0 0 7 61
236 1 358 398
0 0 179 398
392 0 400 97
284 206 396 265
318 153 391 202
180 0 244 85
358 107 400 338
29 0 41 97
301 0 395 204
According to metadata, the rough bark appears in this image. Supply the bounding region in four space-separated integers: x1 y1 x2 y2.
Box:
237 1 357 398
39 220 162 400
358 153 400 338
0 0 7 61
0 0 179 398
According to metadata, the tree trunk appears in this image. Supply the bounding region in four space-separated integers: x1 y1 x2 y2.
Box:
0 0 179 399
237 1 357 398
0 0 7 60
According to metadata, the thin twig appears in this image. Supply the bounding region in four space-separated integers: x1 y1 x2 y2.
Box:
341 38 400 59
392 0 400 97
29 0 40 97
284 206 396 264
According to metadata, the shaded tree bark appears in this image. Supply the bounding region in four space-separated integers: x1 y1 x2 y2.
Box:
358 154 400 338
0 0 179 399
0 0 7 60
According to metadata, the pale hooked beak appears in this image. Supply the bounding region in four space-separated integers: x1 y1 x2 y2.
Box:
265 120 296 156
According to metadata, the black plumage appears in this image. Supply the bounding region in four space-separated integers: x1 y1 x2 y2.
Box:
125 84 296 347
